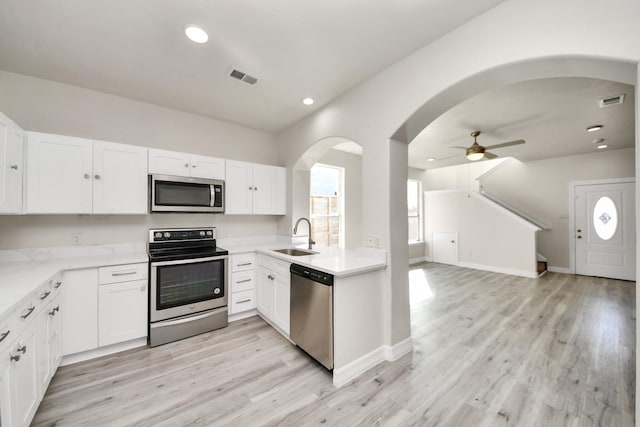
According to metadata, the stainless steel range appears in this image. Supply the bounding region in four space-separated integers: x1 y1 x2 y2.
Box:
148 227 228 347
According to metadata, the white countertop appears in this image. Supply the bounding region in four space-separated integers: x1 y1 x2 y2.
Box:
219 235 387 277
0 243 148 318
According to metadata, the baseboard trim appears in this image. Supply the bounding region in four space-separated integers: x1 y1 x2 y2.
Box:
548 266 572 274
457 261 538 279
333 337 413 387
61 337 147 366
409 256 427 265
229 309 258 323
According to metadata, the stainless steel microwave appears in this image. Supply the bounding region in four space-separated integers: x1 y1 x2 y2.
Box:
150 174 224 213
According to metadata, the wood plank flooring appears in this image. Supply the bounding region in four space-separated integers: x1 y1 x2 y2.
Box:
33 263 636 426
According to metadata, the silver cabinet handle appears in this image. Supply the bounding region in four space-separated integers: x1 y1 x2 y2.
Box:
10 164 18 170
249 186 253 190
0 330 9 343
267 274 274 281
237 262 253 267
185 163 190 168
94 174 101 180
111 271 137 276
254 187 258 191
10 354 20 362
40 290 51 300
55 281 62 289
50 305 60 316
236 279 252 284
20 306 35 319
192 164 197 168
236 299 252 304
84 173 91 179
16 345 27 354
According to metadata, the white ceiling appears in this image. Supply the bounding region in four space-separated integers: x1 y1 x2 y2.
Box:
0 0 507 133
408 77 636 170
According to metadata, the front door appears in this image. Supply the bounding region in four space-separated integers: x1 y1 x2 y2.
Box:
574 180 635 281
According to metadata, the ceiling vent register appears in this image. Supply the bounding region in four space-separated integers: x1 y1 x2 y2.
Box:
229 68 258 85
599 94 625 108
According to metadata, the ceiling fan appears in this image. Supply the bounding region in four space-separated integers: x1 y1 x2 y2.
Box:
453 130 525 161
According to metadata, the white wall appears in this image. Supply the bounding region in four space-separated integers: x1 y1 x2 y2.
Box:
316 149 363 249
0 71 282 248
425 190 539 277
424 158 507 191
480 148 635 269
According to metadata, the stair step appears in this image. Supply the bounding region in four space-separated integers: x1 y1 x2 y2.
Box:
537 261 548 276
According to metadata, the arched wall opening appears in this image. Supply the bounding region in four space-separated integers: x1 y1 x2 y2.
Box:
291 136 364 249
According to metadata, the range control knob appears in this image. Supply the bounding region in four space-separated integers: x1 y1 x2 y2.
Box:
206 231 213 236
154 232 162 239
199 231 205 237
213 288 221 295
163 232 171 238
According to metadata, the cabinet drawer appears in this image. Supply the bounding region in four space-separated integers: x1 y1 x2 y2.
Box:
273 259 290 275
99 263 147 284
230 290 256 314
232 253 256 272
231 271 255 292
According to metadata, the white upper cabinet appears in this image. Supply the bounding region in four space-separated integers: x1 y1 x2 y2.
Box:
25 132 148 214
0 113 24 214
26 132 93 214
148 148 225 180
93 141 148 214
225 160 285 215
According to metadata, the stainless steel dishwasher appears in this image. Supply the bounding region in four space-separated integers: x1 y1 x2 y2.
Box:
290 263 334 370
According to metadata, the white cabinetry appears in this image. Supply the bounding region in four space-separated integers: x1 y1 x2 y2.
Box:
25 132 148 214
229 253 256 315
225 160 285 215
0 112 24 214
8 319 39 427
256 254 290 336
98 263 148 347
148 148 225 179
61 268 98 356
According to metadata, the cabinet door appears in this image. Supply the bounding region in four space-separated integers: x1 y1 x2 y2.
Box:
48 295 62 378
225 160 253 214
0 113 24 213
93 141 148 214
0 354 10 427
256 266 275 320
190 154 225 180
61 269 99 356
9 320 39 427
25 132 93 213
252 164 286 215
36 309 51 398
273 274 290 335
148 148 191 176
98 279 148 347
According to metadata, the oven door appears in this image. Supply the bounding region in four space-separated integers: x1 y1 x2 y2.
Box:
150 255 228 322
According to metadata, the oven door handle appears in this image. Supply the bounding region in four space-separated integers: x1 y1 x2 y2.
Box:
150 255 228 267
156 309 224 327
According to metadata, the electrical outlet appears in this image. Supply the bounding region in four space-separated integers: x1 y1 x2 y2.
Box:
366 235 374 247
373 235 381 248
71 232 82 246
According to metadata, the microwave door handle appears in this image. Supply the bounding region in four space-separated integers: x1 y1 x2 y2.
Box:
210 185 215 207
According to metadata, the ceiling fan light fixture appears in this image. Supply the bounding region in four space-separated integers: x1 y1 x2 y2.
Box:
586 125 603 132
466 151 485 161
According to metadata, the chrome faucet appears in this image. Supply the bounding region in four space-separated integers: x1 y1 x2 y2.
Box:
293 217 316 250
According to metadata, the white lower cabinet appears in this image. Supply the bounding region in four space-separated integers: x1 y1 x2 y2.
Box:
8 317 39 427
229 253 256 315
61 268 99 356
98 279 147 347
256 254 290 336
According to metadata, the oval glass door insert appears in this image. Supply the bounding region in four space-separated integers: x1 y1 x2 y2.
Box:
592 196 618 240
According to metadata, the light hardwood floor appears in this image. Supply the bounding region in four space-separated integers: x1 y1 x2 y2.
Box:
33 263 635 426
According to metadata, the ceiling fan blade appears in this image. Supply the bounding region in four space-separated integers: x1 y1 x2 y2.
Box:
484 151 498 159
484 139 525 150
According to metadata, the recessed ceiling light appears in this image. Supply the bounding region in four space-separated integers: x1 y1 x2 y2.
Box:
592 138 605 144
586 125 603 132
302 97 314 106
596 144 608 149
185 25 208 43
426 158 436 162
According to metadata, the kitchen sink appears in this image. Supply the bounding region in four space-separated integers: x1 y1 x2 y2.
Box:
272 248 316 256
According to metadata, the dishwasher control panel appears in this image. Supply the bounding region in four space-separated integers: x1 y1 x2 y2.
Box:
290 264 334 286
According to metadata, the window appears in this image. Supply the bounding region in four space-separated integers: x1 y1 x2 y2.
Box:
408 179 422 242
310 164 344 247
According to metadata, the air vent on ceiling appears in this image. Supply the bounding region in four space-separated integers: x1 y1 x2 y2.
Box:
599 94 625 108
229 68 258 85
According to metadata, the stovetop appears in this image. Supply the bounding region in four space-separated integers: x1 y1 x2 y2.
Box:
148 227 228 261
